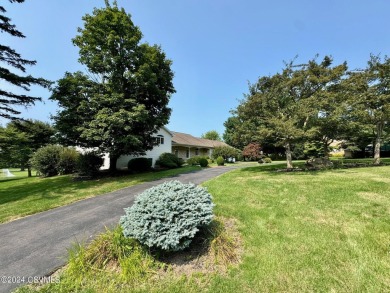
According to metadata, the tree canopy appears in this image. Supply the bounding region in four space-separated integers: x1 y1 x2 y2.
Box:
0 119 54 175
201 130 221 141
0 0 50 120
344 55 390 164
51 1 175 171
234 56 347 168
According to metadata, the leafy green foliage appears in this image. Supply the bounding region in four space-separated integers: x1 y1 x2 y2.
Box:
344 55 390 164
231 55 347 168
216 156 225 166
30 145 80 177
212 146 240 160
201 130 222 141
30 145 63 177
77 151 104 176
0 120 54 174
198 157 209 167
264 157 272 163
0 0 51 120
127 158 152 173
186 156 209 166
58 147 80 175
120 180 214 251
155 153 183 169
223 116 247 150
50 2 175 171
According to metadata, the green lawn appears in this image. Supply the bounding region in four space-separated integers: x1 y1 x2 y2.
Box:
202 164 390 292
0 166 200 224
17 163 390 292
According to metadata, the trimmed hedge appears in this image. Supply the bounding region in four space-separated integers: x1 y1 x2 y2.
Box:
128 158 152 172
186 156 209 166
155 153 183 169
58 147 80 175
77 151 104 176
199 157 208 167
216 156 225 166
120 180 214 251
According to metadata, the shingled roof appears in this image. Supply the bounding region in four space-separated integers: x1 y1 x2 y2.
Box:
171 131 229 148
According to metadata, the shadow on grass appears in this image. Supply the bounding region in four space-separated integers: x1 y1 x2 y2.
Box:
239 160 390 177
0 166 204 207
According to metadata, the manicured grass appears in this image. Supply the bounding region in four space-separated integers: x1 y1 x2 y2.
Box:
0 168 29 180
17 163 390 292
0 166 201 224
202 165 390 292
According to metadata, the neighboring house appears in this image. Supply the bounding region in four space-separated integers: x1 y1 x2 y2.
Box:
82 127 229 170
171 131 229 160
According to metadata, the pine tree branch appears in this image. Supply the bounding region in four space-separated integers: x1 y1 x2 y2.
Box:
0 45 36 72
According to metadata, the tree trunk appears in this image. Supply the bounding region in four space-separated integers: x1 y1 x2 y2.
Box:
373 122 383 165
285 142 293 169
27 166 32 177
323 138 331 158
109 155 118 173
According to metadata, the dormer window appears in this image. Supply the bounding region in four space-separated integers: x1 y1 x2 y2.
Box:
154 135 164 145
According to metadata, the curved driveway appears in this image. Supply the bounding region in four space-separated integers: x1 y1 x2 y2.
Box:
0 166 238 293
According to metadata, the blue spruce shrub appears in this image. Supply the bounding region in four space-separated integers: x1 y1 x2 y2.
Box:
120 180 214 251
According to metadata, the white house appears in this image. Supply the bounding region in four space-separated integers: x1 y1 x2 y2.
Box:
115 126 173 169
90 126 230 170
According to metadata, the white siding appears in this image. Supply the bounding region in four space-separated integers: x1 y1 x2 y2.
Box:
116 128 173 169
74 146 110 170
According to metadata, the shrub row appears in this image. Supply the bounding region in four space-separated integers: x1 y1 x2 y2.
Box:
127 158 152 173
30 145 103 177
186 156 209 167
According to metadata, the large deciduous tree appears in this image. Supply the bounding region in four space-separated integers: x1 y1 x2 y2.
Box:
0 0 50 120
235 56 347 169
345 55 390 164
51 1 175 172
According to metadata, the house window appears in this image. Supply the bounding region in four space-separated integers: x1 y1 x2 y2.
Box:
186 149 190 158
154 135 164 145
195 148 199 156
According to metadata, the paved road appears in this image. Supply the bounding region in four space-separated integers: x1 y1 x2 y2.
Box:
0 166 238 293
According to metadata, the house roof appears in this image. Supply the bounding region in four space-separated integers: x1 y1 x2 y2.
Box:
171 131 229 149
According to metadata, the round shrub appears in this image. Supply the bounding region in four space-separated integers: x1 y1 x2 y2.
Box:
77 151 104 176
216 156 225 166
127 158 152 172
58 148 80 175
120 180 214 251
264 157 272 163
186 156 199 166
199 157 208 167
155 153 183 169
30 145 63 177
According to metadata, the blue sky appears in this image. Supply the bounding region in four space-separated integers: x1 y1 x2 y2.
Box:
2 0 390 137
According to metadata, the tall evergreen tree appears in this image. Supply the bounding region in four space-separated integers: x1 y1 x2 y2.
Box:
0 0 50 120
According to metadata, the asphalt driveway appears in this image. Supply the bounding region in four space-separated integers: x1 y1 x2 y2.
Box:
0 166 237 293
